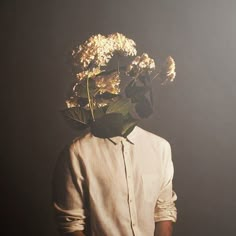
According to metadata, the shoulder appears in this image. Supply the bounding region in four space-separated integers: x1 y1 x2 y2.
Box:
70 131 110 158
132 126 171 148
71 131 93 146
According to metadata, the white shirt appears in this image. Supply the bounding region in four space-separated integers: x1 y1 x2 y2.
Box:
52 126 177 236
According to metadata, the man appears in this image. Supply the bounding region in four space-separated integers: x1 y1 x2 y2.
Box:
52 126 177 236
52 33 177 236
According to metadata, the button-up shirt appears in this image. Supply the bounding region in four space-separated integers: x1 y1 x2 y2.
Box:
52 126 177 236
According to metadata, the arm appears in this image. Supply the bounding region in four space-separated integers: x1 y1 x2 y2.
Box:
154 221 173 236
52 144 87 235
154 141 177 235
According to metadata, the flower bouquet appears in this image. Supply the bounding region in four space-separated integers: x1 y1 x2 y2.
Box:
62 33 176 138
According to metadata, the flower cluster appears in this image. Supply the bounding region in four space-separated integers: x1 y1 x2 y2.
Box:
64 32 176 131
72 33 137 70
73 34 110 69
95 72 121 95
107 33 137 57
76 67 102 81
126 53 155 77
65 96 78 108
159 56 176 84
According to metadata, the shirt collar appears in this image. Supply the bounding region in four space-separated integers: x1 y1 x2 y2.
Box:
107 126 137 145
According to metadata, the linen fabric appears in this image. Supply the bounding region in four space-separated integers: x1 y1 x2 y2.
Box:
52 126 177 236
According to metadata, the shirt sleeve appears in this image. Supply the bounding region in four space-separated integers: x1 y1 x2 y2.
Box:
154 141 177 222
52 143 87 233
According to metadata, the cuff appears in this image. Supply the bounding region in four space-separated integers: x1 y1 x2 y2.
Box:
154 192 177 222
53 203 86 233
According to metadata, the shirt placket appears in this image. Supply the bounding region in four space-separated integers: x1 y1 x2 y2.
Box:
122 140 138 236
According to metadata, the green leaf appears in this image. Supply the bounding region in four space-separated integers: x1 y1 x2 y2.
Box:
106 97 132 116
76 84 88 98
91 113 124 138
93 107 105 119
125 80 149 102
76 79 99 98
139 74 151 84
61 107 91 125
135 96 153 118
121 119 138 137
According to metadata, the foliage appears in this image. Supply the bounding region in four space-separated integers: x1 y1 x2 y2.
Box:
63 33 176 138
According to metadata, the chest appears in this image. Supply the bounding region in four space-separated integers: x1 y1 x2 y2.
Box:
80 142 163 202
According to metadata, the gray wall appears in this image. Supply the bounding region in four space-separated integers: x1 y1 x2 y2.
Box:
2 0 236 235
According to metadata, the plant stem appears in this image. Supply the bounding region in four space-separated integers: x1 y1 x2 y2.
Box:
117 56 120 74
86 77 95 121
151 72 160 81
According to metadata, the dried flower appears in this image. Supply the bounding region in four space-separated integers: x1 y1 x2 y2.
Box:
66 96 78 108
72 33 137 70
97 101 108 108
126 53 155 77
76 67 102 81
95 72 121 95
72 34 111 69
64 33 177 130
76 71 88 81
160 56 176 83
84 99 108 110
165 56 176 81
107 33 137 57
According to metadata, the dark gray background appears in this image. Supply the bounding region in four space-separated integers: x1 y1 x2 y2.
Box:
1 0 236 235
